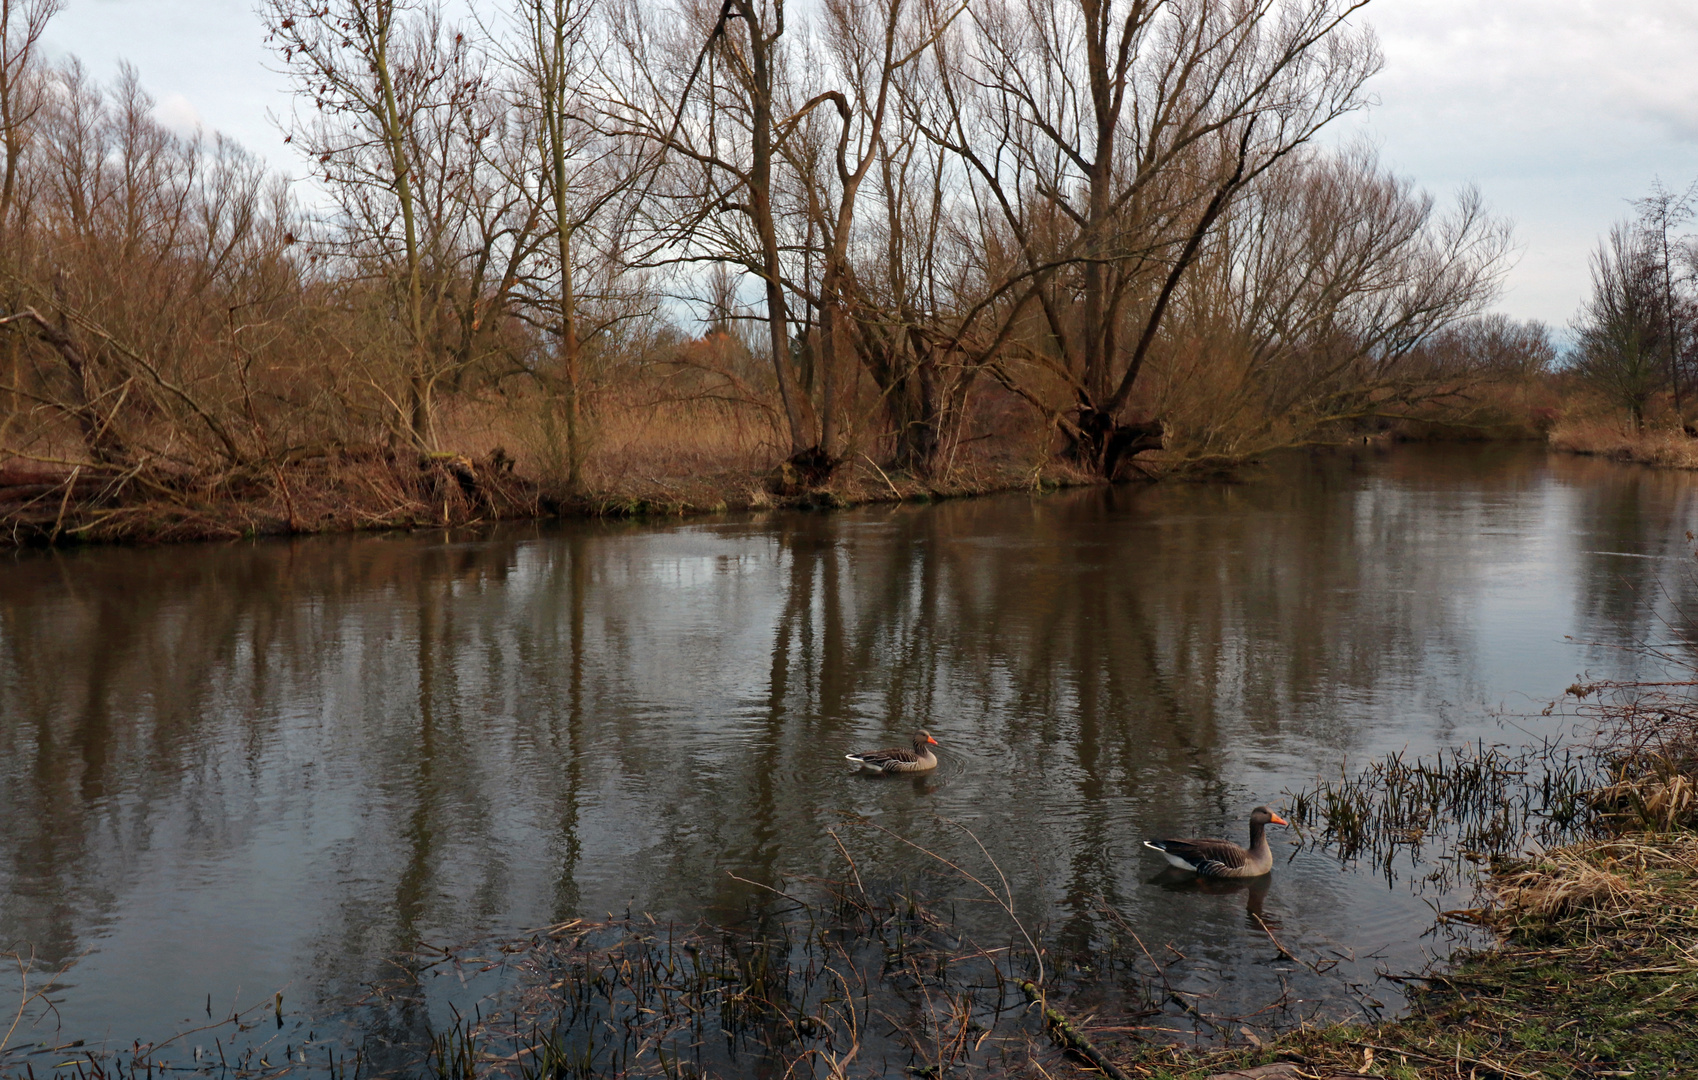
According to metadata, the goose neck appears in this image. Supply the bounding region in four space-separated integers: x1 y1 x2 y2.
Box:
1248 818 1268 852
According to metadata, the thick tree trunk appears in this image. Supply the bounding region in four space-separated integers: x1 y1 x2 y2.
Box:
1065 408 1164 479
888 358 942 476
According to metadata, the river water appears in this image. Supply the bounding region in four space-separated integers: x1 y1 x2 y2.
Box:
3 444 1698 1069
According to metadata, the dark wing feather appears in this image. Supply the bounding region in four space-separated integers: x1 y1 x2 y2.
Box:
1159 838 1248 876
852 746 921 766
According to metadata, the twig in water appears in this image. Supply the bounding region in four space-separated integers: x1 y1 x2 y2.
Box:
1015 979 1130 1080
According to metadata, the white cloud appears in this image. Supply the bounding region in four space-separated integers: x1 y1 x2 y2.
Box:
1335 0 1698 324
151 92 202 137
46 0 297 172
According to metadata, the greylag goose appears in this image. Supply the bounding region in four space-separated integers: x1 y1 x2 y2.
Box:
1143 806 1288 878
845 730 939 774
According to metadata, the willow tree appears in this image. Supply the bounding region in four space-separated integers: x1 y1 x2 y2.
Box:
1151 145 1514 455
0 0 61 417
0 0 58 230
1574 223 1668 432
607 0 820 464
916 0 1382 476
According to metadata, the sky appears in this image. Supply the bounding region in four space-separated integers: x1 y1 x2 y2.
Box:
38 0 1698 330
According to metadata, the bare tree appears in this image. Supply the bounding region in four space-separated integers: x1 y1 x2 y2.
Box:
913 0 1382 476
608 0 821 463
1632 179 1697 426
1573 223 1667 432
783 0 929 463
1151 145 1514 455
266 0 531 448
2 62 295 473
0 0 62 417
503 0 649 490
0 0 58 230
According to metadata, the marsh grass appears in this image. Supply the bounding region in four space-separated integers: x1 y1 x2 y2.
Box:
1281 738 1598 893
1153 653 1698 1080
1139 833 1698 1080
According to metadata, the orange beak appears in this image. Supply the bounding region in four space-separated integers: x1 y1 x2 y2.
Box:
927 735 939 745
1269 812 1289 826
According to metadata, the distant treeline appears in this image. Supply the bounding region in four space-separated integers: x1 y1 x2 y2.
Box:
0 0 1555 528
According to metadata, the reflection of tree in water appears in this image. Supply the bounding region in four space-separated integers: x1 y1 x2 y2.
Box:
1556 456 1698 668
4 447 1698 1048
726 462 1495 943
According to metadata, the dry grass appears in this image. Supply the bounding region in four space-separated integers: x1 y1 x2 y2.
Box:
1588 769 1698 832
0 374 1088 543
1548 417 1698 469
587 398 778 484
1489 837 1668 920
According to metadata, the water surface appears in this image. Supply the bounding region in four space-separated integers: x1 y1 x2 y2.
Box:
3 444 1698 1064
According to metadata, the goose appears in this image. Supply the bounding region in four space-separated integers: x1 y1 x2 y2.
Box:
845 730 939 774
1143 806 1288 878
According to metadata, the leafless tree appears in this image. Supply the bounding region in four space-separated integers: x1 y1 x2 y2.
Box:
0 0 58 231
1631 179 1697 425
2 61 304 474
1150 144 1513 455
911 0 1382 475
606 0 826 464
501 0 652 490
266 0 535 448
1573 223 1670 432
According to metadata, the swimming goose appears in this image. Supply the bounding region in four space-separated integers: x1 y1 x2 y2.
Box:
1143 806 1288 878
845 730 939 774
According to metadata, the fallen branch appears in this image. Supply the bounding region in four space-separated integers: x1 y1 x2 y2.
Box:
1016 979 1130 1080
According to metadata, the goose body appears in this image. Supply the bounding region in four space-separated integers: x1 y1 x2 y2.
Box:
846 730 939 774
1143 806 1288 879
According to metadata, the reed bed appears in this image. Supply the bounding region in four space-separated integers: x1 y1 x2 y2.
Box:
1280 738 1598 892
1149 832 1698 1080
1148 666 1698 1080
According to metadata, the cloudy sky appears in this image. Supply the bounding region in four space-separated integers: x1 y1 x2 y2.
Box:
41 0 1698 329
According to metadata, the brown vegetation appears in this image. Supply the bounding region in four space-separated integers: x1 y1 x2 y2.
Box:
1548 414 1698 469
0 0 1552 545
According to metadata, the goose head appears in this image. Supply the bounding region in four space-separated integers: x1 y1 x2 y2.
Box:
1249 805 1289 828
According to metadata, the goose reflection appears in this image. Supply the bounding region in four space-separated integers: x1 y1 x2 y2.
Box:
1148 866 1271 920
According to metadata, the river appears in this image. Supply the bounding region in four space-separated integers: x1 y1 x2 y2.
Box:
3 444 1697 1071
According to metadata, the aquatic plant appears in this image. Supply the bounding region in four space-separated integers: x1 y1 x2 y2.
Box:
1282 736 1599 890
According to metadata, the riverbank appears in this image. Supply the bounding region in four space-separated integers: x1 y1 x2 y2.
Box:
1114 674 1698 1080
0 424 1558 548
0 449 1097 545
1115 829 1698 1079
1548 419 1698 470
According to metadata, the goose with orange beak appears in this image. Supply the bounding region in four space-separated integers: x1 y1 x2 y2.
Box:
1144 806 1289 878
845 730 940 774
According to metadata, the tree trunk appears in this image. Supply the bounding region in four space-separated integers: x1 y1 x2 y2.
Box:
1065 409 1165 479
734 0 811 460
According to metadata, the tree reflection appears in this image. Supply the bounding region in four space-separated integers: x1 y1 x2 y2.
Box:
3 447 1696 1047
